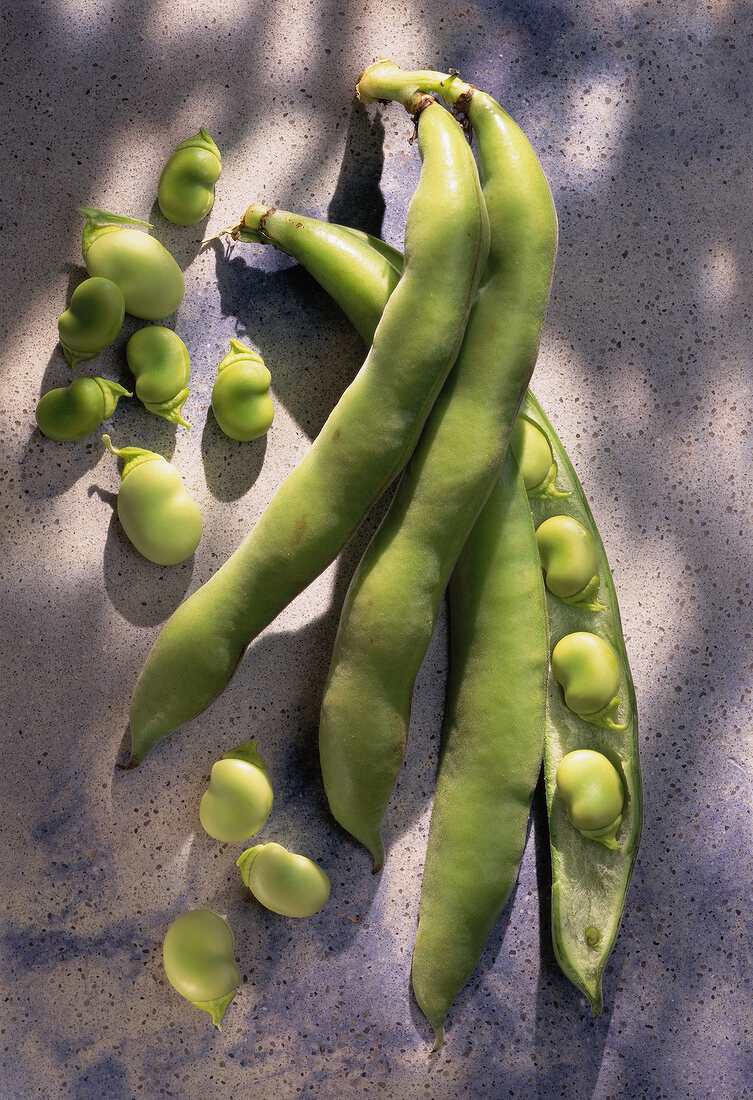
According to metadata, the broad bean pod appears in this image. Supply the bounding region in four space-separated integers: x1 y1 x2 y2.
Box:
80 208 184 320
158 127 222 226
226 117 551 1043
126 326 192 429
211 340 274 441
102 435 202 565
128 94 487 763
319 62 556 872
412 448 548 1048
36 376 130 441
162 909 240 1028
519 392 642 1016
58 276 125 368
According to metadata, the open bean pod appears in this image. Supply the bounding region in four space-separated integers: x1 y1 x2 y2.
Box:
519 391 642 1016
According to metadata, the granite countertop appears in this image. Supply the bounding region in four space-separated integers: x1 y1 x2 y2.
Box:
2 2 751 1097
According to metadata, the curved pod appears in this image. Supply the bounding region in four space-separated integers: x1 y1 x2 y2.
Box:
229 203 640 1025
319 63 556 871
521 391 642 1017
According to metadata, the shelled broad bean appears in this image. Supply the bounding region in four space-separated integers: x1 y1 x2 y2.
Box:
126 326 192 429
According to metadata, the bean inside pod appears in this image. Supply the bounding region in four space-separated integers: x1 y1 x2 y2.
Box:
535 514 604 609
510 414 569 499
556 748 624 850
551 631 628 730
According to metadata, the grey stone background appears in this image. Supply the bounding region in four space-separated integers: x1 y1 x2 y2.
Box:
1 0 751 1096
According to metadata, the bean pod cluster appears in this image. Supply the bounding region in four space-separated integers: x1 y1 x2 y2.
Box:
35 67 643 1046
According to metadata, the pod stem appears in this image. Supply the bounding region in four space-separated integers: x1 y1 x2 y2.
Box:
201 211 268 247
356 58 472 110
101 434 166 479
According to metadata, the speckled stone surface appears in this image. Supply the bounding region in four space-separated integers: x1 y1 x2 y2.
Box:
1 1 752 1097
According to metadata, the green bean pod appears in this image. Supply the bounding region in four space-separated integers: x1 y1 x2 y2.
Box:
411 447 548 1049
158 127 222 226
126 326 192 429
128 94 487 764
58 276 125 368
520 391 642 1016
103 435 202 565
35 376 131 441
229 198 639 1024
319 63 556 868
223 202 633 1034
81 209 185 320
